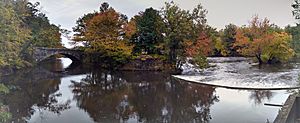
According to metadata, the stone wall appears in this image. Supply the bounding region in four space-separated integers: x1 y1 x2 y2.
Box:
121 58 173 71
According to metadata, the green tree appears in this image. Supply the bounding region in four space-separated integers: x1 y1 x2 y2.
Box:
221 24 238 56
132 7 164 55
214 36 228 56
292 0 300 22
161 2 208 69
0 0 31 69
0 84 11 123
285 25 300 55
291 0 300 54
16 1 62 61
0 0 63 71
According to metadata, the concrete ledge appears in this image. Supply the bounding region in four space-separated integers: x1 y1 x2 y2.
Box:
172 76 300 90
274 94 299 123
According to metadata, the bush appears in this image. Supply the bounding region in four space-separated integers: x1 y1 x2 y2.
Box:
193 54 209 69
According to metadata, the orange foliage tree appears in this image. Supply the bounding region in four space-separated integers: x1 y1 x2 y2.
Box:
185 32 212 57
233 16 294 64
184 32 212 68
73 3 133 67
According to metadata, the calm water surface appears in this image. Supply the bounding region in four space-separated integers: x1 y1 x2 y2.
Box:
0 58 297 123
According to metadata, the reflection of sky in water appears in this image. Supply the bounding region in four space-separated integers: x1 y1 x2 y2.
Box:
28 75 93 123
177 57 300 89
210 88 289 123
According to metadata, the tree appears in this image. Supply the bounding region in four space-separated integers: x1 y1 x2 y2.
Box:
234 16 294 64
214 36 228 56
132 7 164 55
161 2 208 69
185 32 212 57
221 24 238 56
73 2 133 68
0 0 31 69
13 1 62 62
185 32 212 68
291 0 300 55
73 12 98 46
292 0 300 22
124 17 137 40
285 25 300 55
0 0 63 70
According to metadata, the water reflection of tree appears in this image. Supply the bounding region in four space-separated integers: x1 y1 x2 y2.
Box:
71 70 131 122
130 80 219 123
0 63 71 122
0 84 11 122
249 90 273 104
70 70 219 123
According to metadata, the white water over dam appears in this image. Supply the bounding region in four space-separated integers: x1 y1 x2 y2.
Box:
175 57 300 89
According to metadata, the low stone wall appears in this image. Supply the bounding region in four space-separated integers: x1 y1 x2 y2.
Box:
120 58 173 71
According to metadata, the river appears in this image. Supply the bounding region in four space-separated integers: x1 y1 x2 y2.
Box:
0 57 298 123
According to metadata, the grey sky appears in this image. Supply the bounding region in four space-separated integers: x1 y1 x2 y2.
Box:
28 0 297 47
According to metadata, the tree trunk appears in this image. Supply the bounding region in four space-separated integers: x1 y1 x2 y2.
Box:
169 48 176 63
256 55 263 64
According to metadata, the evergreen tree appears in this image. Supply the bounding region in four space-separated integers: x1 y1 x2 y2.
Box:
133 7 164 55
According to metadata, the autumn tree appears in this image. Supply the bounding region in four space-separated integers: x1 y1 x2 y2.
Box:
161 2 208 69
234 16 294 64
185 32 212 68
73 2 133 68
185 33 212 57
124 17 137 40
73 12 98 46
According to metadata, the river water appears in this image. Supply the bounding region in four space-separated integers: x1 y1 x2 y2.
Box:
0 57 298 123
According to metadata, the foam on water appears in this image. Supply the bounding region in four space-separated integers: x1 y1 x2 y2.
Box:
175 57 300 89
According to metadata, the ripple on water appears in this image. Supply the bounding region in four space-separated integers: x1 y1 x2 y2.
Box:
176 57 300 89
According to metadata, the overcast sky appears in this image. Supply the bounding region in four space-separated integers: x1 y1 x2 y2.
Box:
28 0 297 47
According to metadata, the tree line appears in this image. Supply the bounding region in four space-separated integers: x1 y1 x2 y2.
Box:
0 0 62 71
73 2 299 70
1 1 299 71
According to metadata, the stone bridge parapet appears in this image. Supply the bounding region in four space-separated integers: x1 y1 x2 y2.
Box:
33 47 84 62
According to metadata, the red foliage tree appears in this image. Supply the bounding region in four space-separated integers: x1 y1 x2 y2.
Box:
185 32 212 57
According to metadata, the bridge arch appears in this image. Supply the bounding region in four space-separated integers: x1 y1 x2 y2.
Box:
33 47 84 63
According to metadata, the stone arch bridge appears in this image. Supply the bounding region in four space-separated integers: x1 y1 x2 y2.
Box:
33 47 84 63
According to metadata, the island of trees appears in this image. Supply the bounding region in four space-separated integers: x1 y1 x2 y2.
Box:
1 0 300 73
72 2 298 71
